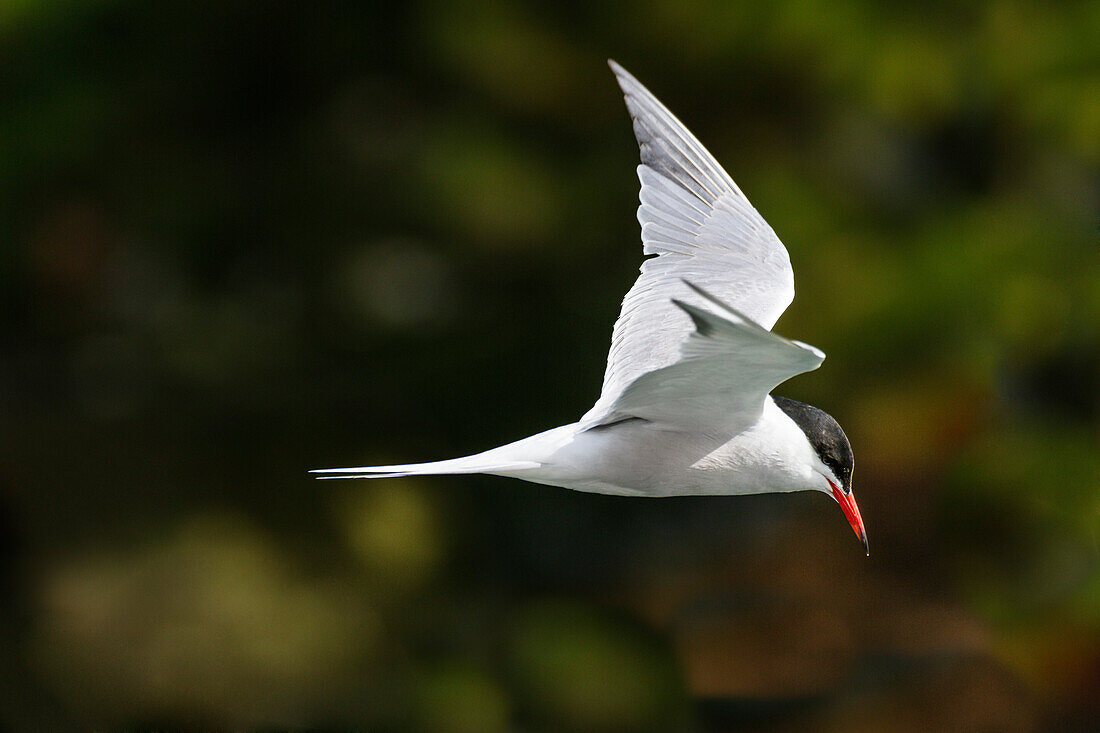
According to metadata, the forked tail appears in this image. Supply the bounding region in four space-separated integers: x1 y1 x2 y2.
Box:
310 424 578 481
309 455 539 480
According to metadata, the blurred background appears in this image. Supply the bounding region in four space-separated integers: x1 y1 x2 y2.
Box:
1 1 1097 730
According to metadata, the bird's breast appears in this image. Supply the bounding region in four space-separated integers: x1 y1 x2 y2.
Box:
528 417 811 498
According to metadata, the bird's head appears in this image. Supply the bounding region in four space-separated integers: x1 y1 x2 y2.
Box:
773 396 867 555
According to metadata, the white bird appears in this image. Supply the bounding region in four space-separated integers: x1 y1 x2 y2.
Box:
313 61 867 553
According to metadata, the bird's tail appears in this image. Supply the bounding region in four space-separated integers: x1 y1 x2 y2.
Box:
309 454 539 480
309 425 580 481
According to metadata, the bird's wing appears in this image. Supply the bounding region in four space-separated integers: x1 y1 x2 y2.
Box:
584 61 796 425
593 281 824 431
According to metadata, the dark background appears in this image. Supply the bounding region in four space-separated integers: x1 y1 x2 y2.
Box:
1 1 1097 730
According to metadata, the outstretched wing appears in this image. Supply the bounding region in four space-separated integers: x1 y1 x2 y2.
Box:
584 61 796 425
597 281 824 432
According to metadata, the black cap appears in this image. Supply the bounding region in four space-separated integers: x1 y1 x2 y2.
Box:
772 396 854 493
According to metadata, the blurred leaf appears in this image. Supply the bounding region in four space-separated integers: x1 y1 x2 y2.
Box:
416 661 510 733
508 601 684 731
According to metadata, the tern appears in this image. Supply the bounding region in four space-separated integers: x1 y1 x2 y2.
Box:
313 61 867 553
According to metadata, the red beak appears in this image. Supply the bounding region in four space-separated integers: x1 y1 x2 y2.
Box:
829 479 868 555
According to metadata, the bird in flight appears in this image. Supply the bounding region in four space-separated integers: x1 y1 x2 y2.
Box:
314 61 867 554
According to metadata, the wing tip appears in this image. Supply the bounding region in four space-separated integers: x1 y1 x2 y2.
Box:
607 58 629 80
679 279 763 330
607 59 646 100
670 298 717 337
678 279 802 346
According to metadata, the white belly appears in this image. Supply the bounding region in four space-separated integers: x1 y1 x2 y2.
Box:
493 404 816 497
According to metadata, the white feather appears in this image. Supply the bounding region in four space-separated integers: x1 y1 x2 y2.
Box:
584 61 796 425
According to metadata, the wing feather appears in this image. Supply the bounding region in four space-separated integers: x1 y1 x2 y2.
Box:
584 62 798 426
597 282 824 431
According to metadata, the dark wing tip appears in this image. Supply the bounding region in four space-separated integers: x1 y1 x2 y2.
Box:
671 298 716 338
679 278 770 334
